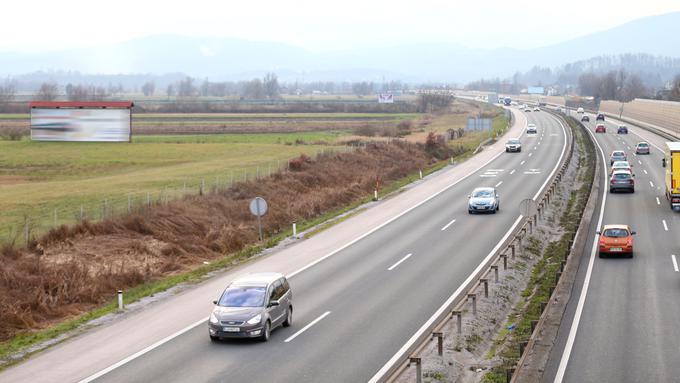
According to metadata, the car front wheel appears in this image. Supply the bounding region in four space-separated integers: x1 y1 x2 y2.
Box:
260 321 271 342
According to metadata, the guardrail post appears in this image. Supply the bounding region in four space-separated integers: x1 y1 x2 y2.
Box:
540 301 547 313
519 341 528 357
433 332 443 356
452 310 462 333
501 254 508 270
491 265 499 283
409 357 422 383
555 271 562 284
560 260 565 273
531 320 539 334
506 368 515 382
468 294 477 316
481 278 489 298
529 219 533 234
549 285 555 297
510 245 516 260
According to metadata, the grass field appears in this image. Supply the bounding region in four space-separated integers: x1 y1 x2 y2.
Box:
0 131 346 241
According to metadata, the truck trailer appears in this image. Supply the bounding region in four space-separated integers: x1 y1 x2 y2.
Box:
663 142 680 209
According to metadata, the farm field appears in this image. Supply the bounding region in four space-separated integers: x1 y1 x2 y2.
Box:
0 131 346 242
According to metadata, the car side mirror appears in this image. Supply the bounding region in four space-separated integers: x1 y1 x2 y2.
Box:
268 300 280 307
467 195 471 198
662 158 666 168
595 231 601 235
212 300 218 305
631 231 637 235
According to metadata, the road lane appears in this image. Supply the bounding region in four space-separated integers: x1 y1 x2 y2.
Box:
90 111 568 383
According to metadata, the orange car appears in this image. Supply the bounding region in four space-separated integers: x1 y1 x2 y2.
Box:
597 224 636 258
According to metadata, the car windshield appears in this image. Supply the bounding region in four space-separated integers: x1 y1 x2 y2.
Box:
638 143 648 147
508 139 520 144
218 286 266 307
472 190 493 198
603 228 629 237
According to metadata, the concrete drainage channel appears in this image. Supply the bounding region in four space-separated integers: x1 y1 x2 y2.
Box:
377 112 601 383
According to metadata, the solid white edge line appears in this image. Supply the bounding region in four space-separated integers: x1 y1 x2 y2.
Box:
672 255 679 272
441 219 457 231
553 119 608 383
369 112 568 383
77 316 209 383
657 197 661 205
663 220 669 231
77 110 524 382
387 253 413 271
284 311 331 343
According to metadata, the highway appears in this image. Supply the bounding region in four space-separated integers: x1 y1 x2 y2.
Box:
544 113 680 382
75 111 567 383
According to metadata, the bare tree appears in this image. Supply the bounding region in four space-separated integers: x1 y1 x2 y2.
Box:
141 81 155 97
0 80 16 112
263 73 279 98
35 82 59 101
670 75 680 101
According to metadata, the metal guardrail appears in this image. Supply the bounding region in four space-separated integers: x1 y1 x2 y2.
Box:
381 110 576 383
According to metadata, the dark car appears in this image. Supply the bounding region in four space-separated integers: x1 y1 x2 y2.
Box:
595 124 606 133
609 170 635 193
617 125 628 134
596 113 605 121
581 115 590 122
209 272 293 342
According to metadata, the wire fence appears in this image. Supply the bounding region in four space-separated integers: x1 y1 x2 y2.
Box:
1 145 362 246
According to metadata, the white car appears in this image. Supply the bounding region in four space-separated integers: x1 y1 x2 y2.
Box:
505 138 522 152
611 161 633 175
534 106 540 111
577 107 585 114
526 124 537 134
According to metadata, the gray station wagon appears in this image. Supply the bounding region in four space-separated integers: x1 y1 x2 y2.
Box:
209 272 292 342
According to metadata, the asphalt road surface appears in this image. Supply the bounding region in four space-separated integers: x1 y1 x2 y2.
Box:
544 113 680 382
69 111 566 383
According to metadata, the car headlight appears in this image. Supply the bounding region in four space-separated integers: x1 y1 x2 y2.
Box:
246 314 262 325
209 312 219 324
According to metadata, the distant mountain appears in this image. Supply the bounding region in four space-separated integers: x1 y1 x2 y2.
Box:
1 12 680 83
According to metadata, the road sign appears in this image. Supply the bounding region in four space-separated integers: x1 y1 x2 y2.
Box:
249 197 268 241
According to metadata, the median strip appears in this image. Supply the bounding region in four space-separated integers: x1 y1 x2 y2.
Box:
284 311 331 343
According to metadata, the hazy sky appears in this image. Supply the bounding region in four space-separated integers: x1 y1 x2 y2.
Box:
3 0 679 52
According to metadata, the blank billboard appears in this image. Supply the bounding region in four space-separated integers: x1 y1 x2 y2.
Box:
31 108 131 142
527 87 545 94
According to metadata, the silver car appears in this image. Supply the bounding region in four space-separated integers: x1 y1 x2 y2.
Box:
208 272 292 342
468 187 500 214
526 123 537 134
505 138 522 153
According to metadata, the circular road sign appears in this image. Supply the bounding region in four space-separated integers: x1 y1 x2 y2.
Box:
249 197 268 217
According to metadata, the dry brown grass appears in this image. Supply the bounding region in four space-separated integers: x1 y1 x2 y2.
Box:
0 140 443 342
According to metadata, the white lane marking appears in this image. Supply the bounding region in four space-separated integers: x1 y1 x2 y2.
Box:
534 146 537 150
638 160 642 165
650 181 655 188
627 146 631 150
495 181 503 187
528 153 533 157
663 220 669 231
78 317 209 383
510 169 516 175
657 197 661 205
387 253 413 271
553 119 608 383
672 255 679 272
480 174 497 178
284 311 331 343
441 219 456 231
371 112 568 383
633 153 637 156
486 169 505 172
520 160 526 165
643 169 648 175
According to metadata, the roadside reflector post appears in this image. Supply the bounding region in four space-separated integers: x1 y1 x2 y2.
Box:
292 222 297 238
481 278 489 298
433 332 444 356
374 189 378 201
491 265 499 283
452 310 462 333
419 169 423 179
117 290 124 311
409 357 422 383
468 293 477 316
